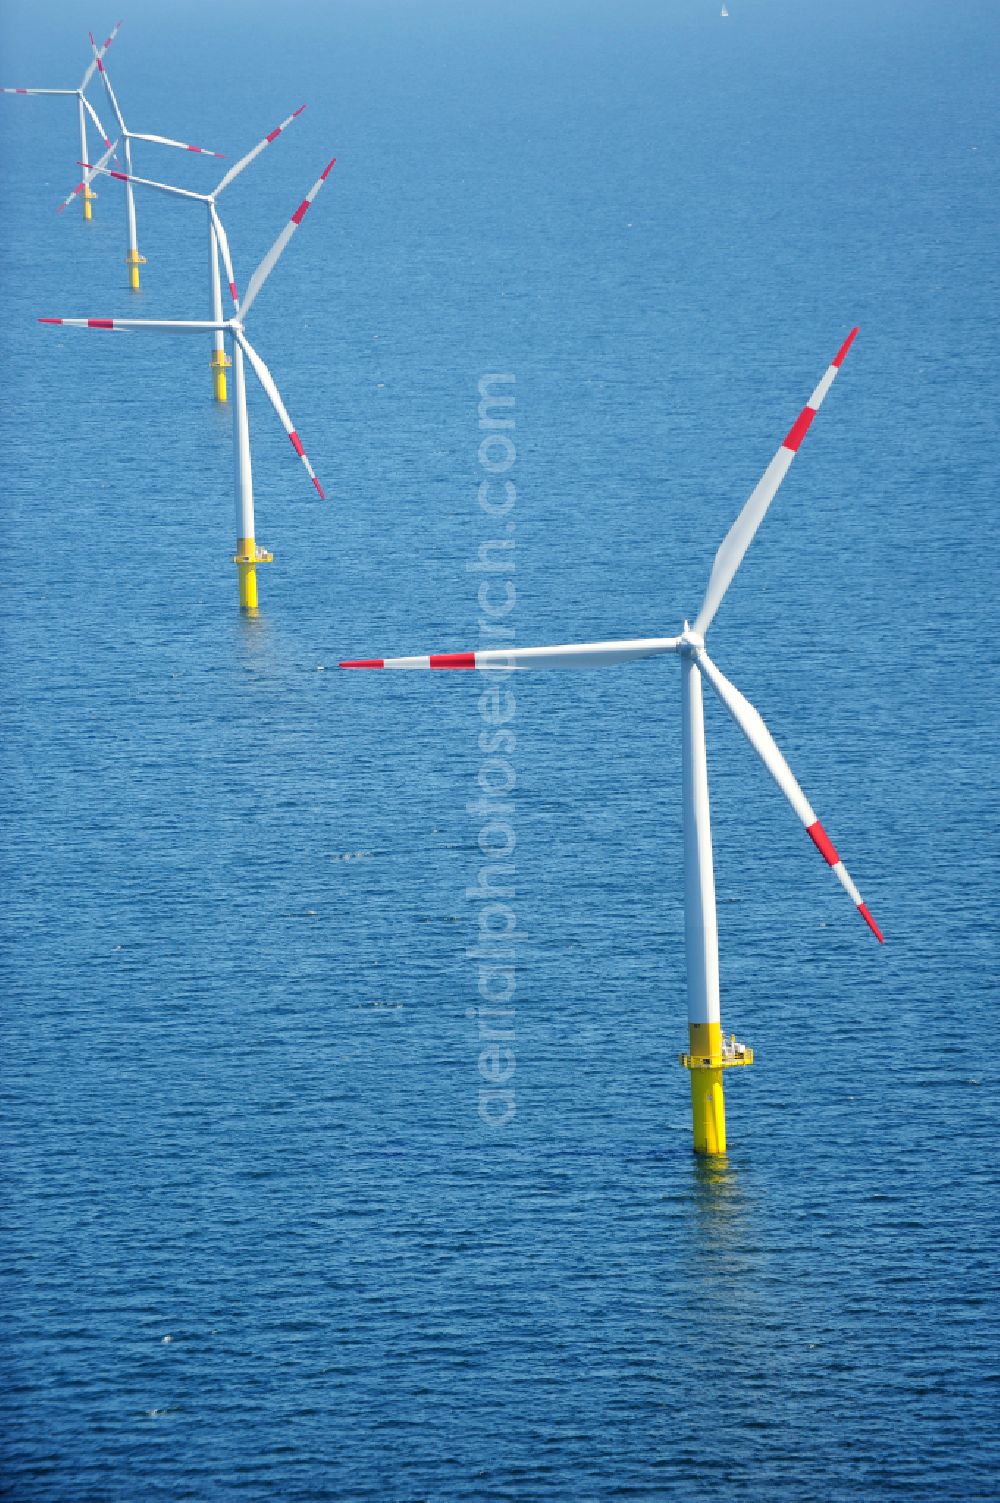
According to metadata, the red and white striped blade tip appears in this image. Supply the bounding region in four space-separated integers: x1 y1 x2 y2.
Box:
294 444 325 499
291 158 336 223
266 104 307 141
807 819 884 942
341 654 477 670
78 161 135 187
781 327 860 452
167 140 224 156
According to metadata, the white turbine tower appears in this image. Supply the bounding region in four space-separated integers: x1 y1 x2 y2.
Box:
340 329 884 1155
40 159 336 613
78 28 224 289
79 104 307 402
1 21 120 222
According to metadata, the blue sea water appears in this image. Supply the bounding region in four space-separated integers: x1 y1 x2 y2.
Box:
1 0 999 1497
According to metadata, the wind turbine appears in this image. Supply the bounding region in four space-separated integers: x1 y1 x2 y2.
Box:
80 104 307 403
39 159 336 613
1 22 121 222
340 329 884 1155
82 28 224 290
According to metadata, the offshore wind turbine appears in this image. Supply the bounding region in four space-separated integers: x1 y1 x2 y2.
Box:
82 28 223 290
340 329 884 1155
1 22 120 222
80 104 307 402
39 159 335 613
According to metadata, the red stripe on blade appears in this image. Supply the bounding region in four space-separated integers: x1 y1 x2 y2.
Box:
289 431 305 457
38 318 64 325
290 199 311 224
292 105 307 118
857 903 884 943
312 477 325 500
782 405 817 453
265 127 282 143
87 319 114 329
806 820 839 867
429 653 476 670
320 158 337 179
832 327 860 368
340 660 384 669
228 281 238 301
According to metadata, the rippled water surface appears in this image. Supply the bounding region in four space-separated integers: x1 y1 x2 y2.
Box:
2 0 998 1498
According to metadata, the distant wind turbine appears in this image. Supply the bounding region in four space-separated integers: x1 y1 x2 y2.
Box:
72 27 224 289
1 21 120 222
39 160 336 613
81 104 307 402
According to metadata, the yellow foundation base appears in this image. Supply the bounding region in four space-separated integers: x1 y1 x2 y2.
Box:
127 247 147 291
233 537 273 612
687 1022 726 1154
680 1021 753 1156
83 187 94 222
211 348 232 404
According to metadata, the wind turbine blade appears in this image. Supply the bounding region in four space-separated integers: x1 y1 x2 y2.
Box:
129 131 224 156
89 31 125 133
341 638 683 669
80 91 116 152
240 158 336 317
236 331 325 499
81 160 208 202
209 204 240 309
80 19 122 91
0 87 78 95
213 104 307 197
58 137 118 213
694 329 859 636
696 648 883 941
39 317 226 333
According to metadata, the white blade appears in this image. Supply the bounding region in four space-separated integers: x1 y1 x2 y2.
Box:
696 648 883 941
213 104 307 197
129 130 224 156
58 136 119 213
236 331 325 499
81 159 208 202
39 317 225 333
89 31 125 133
210 203 240 310
340 638 682 670
694 329 859 637
80 91 116 154
80 19 122 92
240 158 336 317
0 87 77 95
